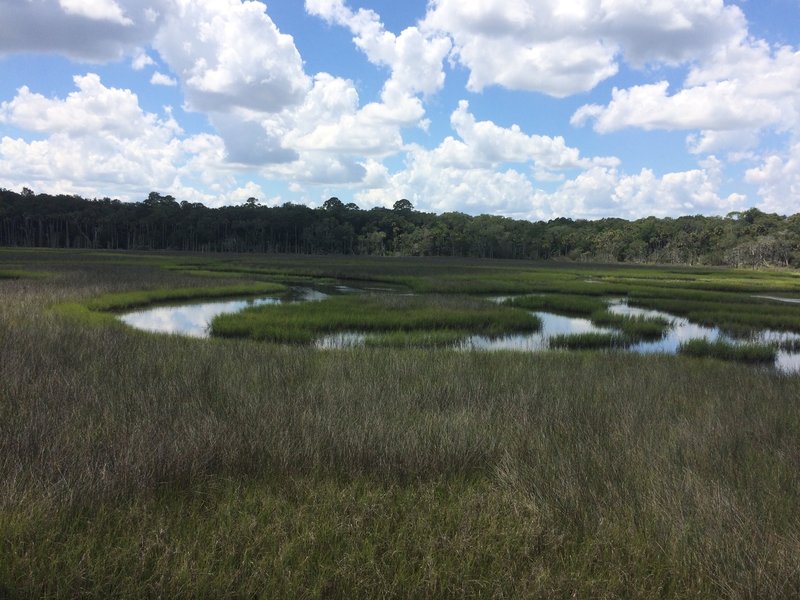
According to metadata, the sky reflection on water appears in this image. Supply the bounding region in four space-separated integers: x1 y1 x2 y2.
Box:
119 297 281 338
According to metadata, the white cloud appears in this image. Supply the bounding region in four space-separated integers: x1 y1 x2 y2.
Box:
571 80 784 133
745 142 800 215
150 71 176 86
81 0 433 178
154 0 310 114
572 37 800 155
0 0 163 61
354 106 743 220
448 100 618 175
1 74 165 138
307 0 452 99
0 73 245 205
149 0 335 168
304 0 449 147
421 0 745 97
58 0 133 26
598 0 745 67
131 48 155 70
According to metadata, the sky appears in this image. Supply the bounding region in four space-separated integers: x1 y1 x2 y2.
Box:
0 0 799 221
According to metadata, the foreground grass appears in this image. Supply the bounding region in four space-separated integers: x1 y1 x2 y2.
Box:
2 249 800 597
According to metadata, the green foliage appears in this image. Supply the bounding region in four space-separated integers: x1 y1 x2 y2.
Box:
3 188 800 266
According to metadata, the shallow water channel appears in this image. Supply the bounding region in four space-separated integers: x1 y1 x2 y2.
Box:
118 286 800 373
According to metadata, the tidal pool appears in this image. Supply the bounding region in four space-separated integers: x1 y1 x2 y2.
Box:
117 288 800 373
118 287 330 338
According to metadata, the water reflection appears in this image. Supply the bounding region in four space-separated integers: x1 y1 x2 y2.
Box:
315 332 366 349
607 299 800 372
753 295 800 304
119 297 280 338
461 312 613 351
607 300 722 354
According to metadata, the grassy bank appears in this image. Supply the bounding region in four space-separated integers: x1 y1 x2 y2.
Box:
1 249 800 597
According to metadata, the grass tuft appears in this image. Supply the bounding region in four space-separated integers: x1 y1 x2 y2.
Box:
548 332 626 350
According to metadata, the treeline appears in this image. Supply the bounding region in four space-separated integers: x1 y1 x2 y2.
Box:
2 188 799 267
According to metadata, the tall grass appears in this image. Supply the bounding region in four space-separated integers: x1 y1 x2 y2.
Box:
548 332 626 349
2 249 800 597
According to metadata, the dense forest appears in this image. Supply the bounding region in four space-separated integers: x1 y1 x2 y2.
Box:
2 188 799 267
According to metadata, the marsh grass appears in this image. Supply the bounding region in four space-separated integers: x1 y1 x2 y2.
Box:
85 281 287 312
212 294 541 344
777 338 800 352
2 249 800 597
678 339 779 364
364 329 470 348
548 332 625 350
504 293 606 316
590 310 671 341
0 269 33 279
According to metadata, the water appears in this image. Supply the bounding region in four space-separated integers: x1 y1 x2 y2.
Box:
118 288 800 373
753 295 800 304
606 299 800 373
460 312 614 351
119 297 281 338
118 286 333 338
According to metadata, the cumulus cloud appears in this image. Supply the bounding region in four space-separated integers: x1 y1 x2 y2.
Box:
150 71 176 86
58 0 133 26
0 0 163 61
571 80 784 133
0 73 248 205
448 101 618 175
148 0 416 175
0 0 787 219
421 0 746 96
572 36 800 157
131 48 155 70
357 150 744 220
352 100 743 219
746 142 800 215
154 0 310 114
306 0 452 99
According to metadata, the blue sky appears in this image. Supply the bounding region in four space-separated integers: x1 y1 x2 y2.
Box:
1 0 799 220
